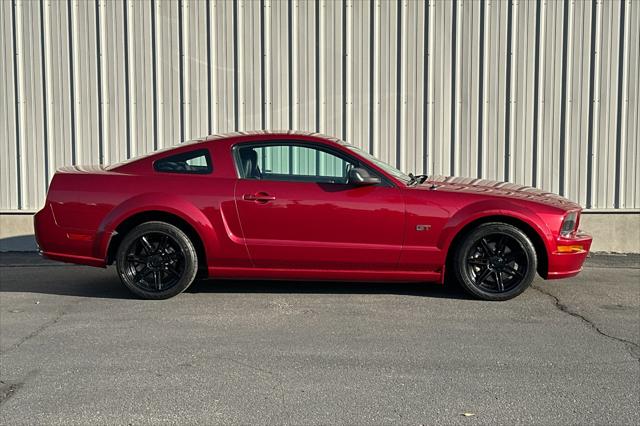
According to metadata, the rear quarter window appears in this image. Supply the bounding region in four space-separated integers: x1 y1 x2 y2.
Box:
153 149 212 174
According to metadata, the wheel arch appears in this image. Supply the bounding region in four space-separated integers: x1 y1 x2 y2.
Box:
106 211 208 274
444 214 550 279
94 193 218 272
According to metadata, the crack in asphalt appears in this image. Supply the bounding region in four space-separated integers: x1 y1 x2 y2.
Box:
0 299 82 356
533 285 640 361
0 381 23 405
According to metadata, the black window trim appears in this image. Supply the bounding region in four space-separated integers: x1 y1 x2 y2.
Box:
231 140 394 187
153 148 213 175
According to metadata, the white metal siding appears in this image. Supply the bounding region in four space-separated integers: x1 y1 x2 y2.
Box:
1 0 638 211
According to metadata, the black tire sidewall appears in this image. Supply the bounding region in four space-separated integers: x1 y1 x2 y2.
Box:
116 221 198 300
453 223 537 301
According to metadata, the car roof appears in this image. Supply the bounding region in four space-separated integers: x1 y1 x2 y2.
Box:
202 130 344 145
107 131 346 171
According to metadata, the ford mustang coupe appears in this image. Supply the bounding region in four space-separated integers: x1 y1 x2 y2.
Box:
34 131 592 300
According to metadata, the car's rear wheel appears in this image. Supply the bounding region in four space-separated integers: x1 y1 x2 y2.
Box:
453 223 537 301
116 221 198 299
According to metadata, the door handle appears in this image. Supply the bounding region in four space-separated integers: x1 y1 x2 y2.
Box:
243 192 276 203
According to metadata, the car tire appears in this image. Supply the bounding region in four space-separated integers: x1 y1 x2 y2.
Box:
453 222 537 301
116 221 199 300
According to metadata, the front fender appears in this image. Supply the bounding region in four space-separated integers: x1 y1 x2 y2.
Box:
438 199 554 258
92 193 219 263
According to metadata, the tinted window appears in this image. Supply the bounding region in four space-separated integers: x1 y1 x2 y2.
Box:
154 149 212 174
237 144 354 184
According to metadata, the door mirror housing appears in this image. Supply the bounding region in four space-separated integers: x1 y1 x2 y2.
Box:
348 167 382 186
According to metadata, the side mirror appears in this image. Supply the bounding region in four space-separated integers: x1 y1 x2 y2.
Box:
348 167 382 185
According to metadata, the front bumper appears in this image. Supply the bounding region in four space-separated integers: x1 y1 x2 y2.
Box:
546 232 593 279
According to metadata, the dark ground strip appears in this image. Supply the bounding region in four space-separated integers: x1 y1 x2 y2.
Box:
1 253 638 269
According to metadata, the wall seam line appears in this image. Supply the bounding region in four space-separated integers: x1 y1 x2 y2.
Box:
477 0 485 178
395 0 402 168
39 0 49 185
423 0 429 175
449 0 457 175
504 0 513 182
559 0 570 195
232 0 239 131
368 0 374 154
177 0 184 142
532 0 542 188
613 0 626 208
206 0 212 135
123 0 132 154
12 0 22 209
586 0 597 208
342 0 348 141
287 0 292 130
95 0 104 163
68 0 77 164
260 0 266 130
151 0 158 149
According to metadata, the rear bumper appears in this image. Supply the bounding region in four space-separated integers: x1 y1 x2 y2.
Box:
545 232 592 279
34 205 106 268
39 250 106 267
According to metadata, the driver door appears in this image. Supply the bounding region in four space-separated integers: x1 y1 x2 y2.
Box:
233 142 405 270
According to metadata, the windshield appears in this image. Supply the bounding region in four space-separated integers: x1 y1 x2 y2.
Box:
344 144 413 184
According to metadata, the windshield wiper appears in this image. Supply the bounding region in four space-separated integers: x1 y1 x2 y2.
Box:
407 173 429 186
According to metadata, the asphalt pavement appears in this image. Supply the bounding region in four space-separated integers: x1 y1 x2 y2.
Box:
0 253 638 425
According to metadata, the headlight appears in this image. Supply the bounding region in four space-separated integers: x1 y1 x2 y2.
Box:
560 211 579 237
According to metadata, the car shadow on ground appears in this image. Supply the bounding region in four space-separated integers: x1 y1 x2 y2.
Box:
0 268 472 300
189 278 473 300
0 273 135 300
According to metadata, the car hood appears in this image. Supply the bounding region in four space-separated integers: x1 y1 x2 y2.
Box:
415 176 581 211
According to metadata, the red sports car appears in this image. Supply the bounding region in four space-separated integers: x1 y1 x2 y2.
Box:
34 131 592 300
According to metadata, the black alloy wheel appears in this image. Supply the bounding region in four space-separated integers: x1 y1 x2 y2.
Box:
453 223 537 301
116 221 198 299
123 232 184 291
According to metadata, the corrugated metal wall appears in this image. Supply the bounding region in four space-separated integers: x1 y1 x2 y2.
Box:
1 0 638 212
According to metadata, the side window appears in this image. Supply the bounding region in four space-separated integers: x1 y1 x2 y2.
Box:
154 149 212 174
237 144 354 184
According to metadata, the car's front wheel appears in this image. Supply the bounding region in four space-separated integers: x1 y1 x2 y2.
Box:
453 223 538 301
116 221 198 299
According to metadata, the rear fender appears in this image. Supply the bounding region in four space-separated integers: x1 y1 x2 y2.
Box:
93 193 218 263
